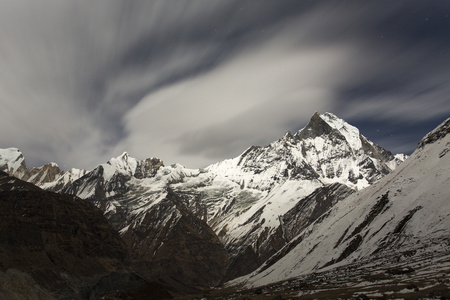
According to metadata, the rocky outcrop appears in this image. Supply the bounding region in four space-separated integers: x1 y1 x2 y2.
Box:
135 157 164 179
418 117 450 148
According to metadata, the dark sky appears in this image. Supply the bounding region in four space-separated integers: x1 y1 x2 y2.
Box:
0 0 449 169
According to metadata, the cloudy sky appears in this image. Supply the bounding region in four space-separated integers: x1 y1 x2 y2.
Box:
0 1 449 170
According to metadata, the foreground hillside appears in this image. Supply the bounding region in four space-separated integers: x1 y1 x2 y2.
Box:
0 171 175 299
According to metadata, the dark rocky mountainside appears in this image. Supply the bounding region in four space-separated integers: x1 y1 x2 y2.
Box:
0 171 174 299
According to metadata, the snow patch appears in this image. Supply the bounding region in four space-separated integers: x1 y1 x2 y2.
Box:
320 112 362 150
0 147 25 174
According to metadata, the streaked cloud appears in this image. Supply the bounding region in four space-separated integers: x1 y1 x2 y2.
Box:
116 26 348 167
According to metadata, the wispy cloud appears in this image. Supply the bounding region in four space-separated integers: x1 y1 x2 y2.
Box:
115 24 351 167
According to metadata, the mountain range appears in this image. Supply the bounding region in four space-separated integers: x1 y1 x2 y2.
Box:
1 112 448 299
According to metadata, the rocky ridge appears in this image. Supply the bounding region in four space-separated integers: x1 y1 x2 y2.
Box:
0 148 87 192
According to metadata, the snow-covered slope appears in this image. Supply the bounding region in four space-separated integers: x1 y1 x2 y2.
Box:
38 167 87 191
236 117 450 288
63 152 164 204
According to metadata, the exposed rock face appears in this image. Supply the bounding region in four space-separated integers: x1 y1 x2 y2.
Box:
296 111 337 140
134 157 165 179
26 162 63 185
281 183 354 241
121 190 229 287
418 116 450 148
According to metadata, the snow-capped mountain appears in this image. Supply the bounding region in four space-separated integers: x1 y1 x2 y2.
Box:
51 112 403 281
233 116 450 292
0 147 87 192
0 112 407 285
207 112 402 190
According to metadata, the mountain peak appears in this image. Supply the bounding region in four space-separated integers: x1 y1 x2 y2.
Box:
0 147 24 163
47 162 59 168
103 152 138 181
108 151 135 164
319 112 362 149
119 151 129 159
296 112 334 138
0 147 27 176
293 112 363 151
